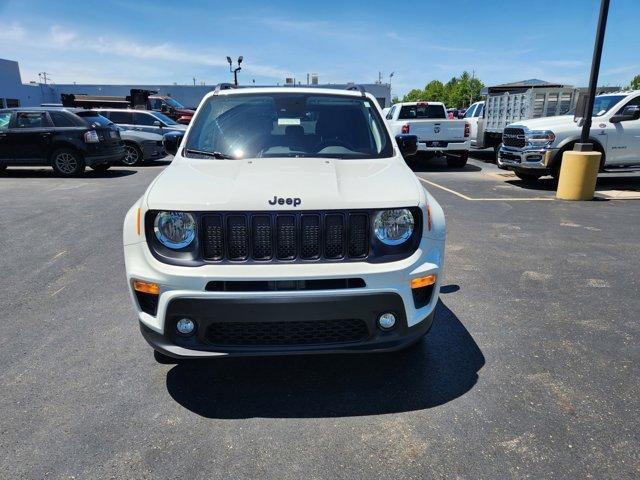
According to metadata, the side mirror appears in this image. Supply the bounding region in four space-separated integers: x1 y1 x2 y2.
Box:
395 134 418 157
160 104 168 112
153 120 161 127
611 105 640 123
163 131 184 156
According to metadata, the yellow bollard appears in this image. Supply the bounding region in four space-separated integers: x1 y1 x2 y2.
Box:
556 150 601 200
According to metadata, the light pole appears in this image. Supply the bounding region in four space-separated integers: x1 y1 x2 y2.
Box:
577 0 610 151
227 56 243 86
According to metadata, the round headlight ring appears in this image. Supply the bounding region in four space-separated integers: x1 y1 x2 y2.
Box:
154 211 196 249
374 209 415 246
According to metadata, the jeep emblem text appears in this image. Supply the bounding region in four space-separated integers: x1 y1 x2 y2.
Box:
269 196 301 207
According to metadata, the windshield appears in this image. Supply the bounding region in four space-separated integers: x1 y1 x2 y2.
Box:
164 97 185 108
591 95 625 117
150 111 178 125
184 93 393 159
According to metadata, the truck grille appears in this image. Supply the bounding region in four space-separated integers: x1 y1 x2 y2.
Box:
201 212 369 262
502 127 526 148
205 318 369 346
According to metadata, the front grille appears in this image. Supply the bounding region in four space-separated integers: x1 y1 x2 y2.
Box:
201 212 369 262
503 127 526 148
206 318 369 346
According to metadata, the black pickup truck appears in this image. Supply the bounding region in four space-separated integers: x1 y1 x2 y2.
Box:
0 107 124 176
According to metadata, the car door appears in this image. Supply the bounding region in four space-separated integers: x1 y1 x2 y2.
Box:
10 111 52 165
105 110 135 131
132 111 161 134
607 96 640 165
0 111 13 163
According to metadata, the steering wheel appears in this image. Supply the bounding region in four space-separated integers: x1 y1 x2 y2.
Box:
315 138 356 152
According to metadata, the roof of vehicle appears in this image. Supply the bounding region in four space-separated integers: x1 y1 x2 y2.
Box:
596 90 639 97
392 101 446 107
0 106 90 113
206 86 373 99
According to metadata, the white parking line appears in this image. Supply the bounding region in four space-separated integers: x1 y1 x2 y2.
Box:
418 177 555 202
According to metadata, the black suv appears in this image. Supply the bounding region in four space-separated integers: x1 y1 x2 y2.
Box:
0 107 125 176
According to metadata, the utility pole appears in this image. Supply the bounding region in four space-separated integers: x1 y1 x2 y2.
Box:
577 0 610 150
38 72 51 84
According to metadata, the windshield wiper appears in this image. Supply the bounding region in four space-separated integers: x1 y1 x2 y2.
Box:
184 148 235 159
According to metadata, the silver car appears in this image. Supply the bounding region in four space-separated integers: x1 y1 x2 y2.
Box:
117 127 166 166
95 108 187 137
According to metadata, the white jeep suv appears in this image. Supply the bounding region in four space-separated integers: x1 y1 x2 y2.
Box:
123 87 446 360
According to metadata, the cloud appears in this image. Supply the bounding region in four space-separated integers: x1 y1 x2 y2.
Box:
49 25 77 46
540 60 586 68
0 22 25 41
601 64 638 76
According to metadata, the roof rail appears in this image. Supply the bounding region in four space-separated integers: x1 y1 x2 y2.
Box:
345 83 366 97
213 83 237 94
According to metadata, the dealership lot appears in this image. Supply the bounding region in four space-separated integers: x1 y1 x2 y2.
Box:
0 156 638 479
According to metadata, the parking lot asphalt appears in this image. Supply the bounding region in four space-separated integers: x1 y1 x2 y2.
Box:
1 156 638 479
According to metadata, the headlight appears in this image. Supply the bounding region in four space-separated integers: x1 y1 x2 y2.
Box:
153 211 196 249
374 209 414 245
525 130 555 145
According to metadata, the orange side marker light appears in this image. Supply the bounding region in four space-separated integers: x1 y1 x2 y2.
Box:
411 274 437 289
132 280 159 295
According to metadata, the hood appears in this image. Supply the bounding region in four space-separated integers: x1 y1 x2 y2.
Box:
510 115 578 130
146 157 420 211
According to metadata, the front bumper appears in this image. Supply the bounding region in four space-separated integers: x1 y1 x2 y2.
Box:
140 140 166 161
124 236 444 358
417 140 470 152
497 145 557 172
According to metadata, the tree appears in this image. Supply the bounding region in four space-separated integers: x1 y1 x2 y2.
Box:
630 74 640 90
401 72 484 107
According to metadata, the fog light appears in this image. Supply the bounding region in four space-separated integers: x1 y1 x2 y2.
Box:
176 318 196 335
378 312 396 330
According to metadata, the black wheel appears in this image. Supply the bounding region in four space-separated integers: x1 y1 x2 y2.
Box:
51 148 85 177
515 171 542 183
122 143 143 166
446 152 468 168
491 143 502 163
154 350 180 364
91 164 111 172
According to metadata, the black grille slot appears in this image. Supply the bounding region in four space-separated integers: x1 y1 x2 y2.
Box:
324 214 345 259
252 215 273 260
202 215 224 260
348 214 369 258
503 127 526 148
276 215 297 259
227 215 248 260
206 318 369 346
300 214 321 259
205 278 366 291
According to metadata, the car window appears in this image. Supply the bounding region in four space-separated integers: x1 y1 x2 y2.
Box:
475 103 484 117
75 111 112 127
133 112 158 126
148 98 163 110
15 112 50 128
398 104 446 120
616 95 640 114
108 111 134 124
464 104 477 118
386 106 395 120
186 92 393 159
149 111 177 125
50 111 78 127
0 112 11 131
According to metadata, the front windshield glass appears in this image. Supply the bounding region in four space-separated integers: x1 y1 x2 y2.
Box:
592 95 625 117
184 93 393 159
150 111 177 125
165 97 184 108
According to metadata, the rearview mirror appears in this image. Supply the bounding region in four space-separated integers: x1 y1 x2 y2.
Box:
395 134 418 157
610 105 640 123
163 131 184 156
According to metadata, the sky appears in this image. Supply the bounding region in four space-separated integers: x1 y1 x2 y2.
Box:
0 0 638 97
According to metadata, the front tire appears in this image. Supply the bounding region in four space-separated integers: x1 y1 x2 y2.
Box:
122 143 143 166
515 171 542 183
491 143 502 163
51 148 85 177
446 152 468 168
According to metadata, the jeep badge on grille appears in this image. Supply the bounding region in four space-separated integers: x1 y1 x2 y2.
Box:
269 196 301 207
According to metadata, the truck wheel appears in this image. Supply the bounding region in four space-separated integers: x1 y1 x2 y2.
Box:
446 152 468 168
122 143 143 166
91 164 111 172
491 143 502 163
51 148 86 177
515 171 542 183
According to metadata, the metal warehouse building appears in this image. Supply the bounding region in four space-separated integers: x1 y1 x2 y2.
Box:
0 58 392 109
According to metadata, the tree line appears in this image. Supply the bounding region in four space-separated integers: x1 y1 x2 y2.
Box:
393 71 485 108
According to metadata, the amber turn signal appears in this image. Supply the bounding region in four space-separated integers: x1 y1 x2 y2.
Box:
411 274 437 289
132 280 160 295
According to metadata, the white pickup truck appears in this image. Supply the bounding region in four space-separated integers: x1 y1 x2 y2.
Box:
498 90 640 183
385 102 470 167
